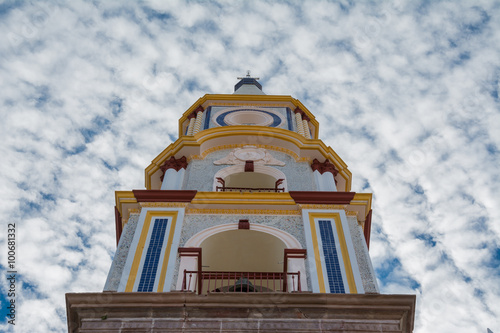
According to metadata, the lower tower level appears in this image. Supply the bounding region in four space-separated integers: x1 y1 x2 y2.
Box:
66 76 415 332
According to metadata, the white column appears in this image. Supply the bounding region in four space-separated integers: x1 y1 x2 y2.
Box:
321 172 337 191
288 258 308 292
313 170 337 191
302 119 311 139
186 117 196 136
193 111 204 134
295 112 304 136
176 256 198 291
161 168 185 190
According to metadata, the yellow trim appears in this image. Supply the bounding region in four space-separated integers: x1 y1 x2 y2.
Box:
157 211 179 292
125 210 179 292
115 191 136 215
308 212 357 293
351 193 372 213
192 191 296 206
186 208 300 215
139 202 189 208
308 214 326 293
145 126 352 191
177 94 319 138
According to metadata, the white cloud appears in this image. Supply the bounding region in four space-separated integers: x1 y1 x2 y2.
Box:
0 0 499 332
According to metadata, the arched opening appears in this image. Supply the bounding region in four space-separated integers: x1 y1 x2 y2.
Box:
224 172 277 190
213 165 288 192
177 224 307 293
201 230 285 272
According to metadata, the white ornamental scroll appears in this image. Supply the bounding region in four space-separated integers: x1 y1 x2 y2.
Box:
213 146 285 166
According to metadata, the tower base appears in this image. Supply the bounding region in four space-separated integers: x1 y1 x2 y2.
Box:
66 292 415 332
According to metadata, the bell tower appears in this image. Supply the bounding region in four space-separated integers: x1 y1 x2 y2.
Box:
66 75 416 332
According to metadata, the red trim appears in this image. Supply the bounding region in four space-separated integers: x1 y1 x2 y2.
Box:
115 206 122 246
364 209 372 250
160 156 188 181
132 190 197 202
187 106 204 119
294 107 304 116
244 160 254 172
310 158 339 176
238 219 250 229
289 191 356 204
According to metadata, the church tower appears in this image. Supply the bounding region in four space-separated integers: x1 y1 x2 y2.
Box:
66 74 416 332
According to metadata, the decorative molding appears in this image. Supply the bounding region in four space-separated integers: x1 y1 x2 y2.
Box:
213 146 286 166
298 204 347 210
208 102 294 108
133 190 197 202
311 158 339 176
346 211 359 217
139 202 189 208
185 208 301 216
160 156 188 181
128 208 140 214
289 191 356 204
198 144 301 162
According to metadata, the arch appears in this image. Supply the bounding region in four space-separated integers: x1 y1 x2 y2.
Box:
212 165 288 191
178 223 307 291
185 223 301 249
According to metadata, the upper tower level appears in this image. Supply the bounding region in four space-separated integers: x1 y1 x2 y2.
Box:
144 75 353 193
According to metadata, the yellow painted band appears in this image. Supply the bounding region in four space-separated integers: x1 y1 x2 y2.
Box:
332 214 357 293
308 212 357 293
145 126 351 191
308 214 326 293
178 94 319 135
157 211 178 292
125 210 179 292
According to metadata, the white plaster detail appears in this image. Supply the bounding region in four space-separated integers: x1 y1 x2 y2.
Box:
225 110 274 126
213 146 285 166
161 168 185 190
186 117 196 136
193 111 204 134
295 112 304 136
303 119 311 139
313 170 337 191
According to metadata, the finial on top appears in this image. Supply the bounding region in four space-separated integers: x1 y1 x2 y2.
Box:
237 70 260 80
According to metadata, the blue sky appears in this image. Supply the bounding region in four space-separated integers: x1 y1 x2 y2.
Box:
0 1 499 332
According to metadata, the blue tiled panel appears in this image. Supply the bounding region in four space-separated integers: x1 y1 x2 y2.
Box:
318 220 345 293
286 107 293 131
137 218 169 292
215 109 282 127
203 106 211 130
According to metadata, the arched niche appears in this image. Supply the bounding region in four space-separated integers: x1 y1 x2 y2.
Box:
213 165 288 192
176 223 307 291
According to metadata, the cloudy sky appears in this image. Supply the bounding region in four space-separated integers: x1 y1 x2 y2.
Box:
0 0 499 332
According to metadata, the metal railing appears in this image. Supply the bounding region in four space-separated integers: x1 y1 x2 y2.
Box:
215 177 285 193
215 186 285 193
181 270 301 294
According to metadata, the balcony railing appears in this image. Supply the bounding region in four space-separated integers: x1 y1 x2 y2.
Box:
181 270 302 294
215 178 285 193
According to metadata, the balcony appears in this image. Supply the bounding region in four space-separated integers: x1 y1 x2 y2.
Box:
181 270 302 295
215 177 285 193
